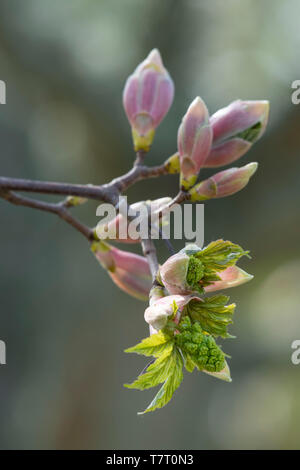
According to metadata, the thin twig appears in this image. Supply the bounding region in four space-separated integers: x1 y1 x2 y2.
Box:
0 190 94 241
140 238 159 282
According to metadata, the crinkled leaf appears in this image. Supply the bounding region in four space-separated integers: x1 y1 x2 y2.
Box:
195 239 250 272
185 295 235 338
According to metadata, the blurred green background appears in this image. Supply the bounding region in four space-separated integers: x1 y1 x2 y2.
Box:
0 0 300 450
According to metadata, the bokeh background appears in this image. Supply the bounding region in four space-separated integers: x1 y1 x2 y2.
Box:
0 0 300 450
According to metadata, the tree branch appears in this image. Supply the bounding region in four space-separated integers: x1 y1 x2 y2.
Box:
0 161 171 204
0 190 94 241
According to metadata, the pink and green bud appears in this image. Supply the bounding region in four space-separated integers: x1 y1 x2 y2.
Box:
178 97 213 189
160 251 252 295
204 100 269 168
144 294 199 331
91 241 151 301
190 162 258 201
123 49 174 152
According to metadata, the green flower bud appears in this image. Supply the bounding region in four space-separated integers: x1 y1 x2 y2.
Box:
175 318 226 373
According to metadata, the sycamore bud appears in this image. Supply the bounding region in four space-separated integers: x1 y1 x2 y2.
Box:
144 295 198 331
91 241 151 301
178 97 213 189
123 49 174 152
65 195 88 207
160 251 252 295
190 162 258 201
204 100 269 168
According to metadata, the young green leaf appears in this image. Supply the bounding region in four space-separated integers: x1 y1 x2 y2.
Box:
125 344 175 391
185 295 235 338
138 346 183 414
125 330 172 357
196 239 250 272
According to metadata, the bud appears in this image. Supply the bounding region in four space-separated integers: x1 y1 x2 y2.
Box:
91 241 151 301
65 195 88 207
178 97 213 189
160 250 252 295
96 197 172 243
190 162 258 201
144 294 199 331
203 360 232 382
163 152 180 174
204 100 269 168
123 49 174 152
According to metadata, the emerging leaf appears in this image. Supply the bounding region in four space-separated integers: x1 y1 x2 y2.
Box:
185 295 235 338
195 240 250 272
139 347 183 414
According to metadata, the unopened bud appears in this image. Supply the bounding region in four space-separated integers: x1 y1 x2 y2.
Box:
123 49 174 152
190 162 258 201
91 241 151 301
178 97 212 189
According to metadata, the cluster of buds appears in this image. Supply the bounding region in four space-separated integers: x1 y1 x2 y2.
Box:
123 49 269 200
177 97 269 193
108 50 269 411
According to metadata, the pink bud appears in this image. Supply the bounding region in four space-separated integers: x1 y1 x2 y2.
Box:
204 266 253 293
211 100 269 144
203 138 251 168
91 241 151 301
160 252 190 294
203 100 269 168
144 294 200 331
190 162 258 200
178 97 213 189
123 49 174 151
